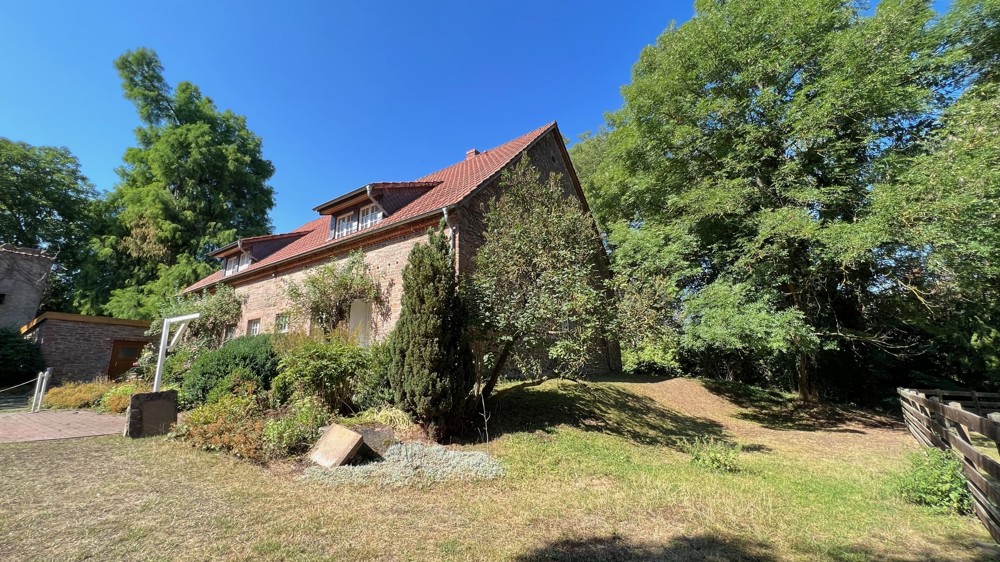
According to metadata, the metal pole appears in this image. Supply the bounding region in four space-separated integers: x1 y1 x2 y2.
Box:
152 319 171 393
34 368 52 412
30 371 43 412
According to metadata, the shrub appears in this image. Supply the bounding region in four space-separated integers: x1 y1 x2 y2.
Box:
98 381 152 413
896 448 971 514
0 328 45 387
180 334 278 407
44 382 115 409
680 437 742 472
272 335 367 410
263 394 331 455
390 225 475 440
173 394 270 462
353 338 394 410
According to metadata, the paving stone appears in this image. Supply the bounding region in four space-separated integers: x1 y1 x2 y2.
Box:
309 423 363 468
0 410 125 443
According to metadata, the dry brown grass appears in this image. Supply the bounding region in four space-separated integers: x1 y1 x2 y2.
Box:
42 381 115 410
2 376 997 561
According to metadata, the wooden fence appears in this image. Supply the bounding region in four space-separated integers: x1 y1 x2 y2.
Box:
898 388 1000 542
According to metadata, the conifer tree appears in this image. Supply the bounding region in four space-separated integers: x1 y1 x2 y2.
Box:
389 224 474 440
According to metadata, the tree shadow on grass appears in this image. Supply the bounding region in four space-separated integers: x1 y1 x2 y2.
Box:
700 379 902 433
472 380 731 450
512 533 776 562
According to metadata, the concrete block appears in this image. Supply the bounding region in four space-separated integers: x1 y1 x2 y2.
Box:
124 390 178 438
309 423 363 468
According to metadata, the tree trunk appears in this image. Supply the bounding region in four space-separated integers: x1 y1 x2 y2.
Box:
796 352 820 402
479 339 516 402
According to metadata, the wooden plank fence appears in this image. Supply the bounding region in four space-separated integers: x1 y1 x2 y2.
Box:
898 387 1000 542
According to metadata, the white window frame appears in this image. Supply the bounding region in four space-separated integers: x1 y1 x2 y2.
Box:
275 313 289 334
359 204 382 231
335 211 357 239
247 318 261 336
224 256 239 276
238 253 251 272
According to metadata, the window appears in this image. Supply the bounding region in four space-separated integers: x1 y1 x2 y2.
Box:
0 293 5 305
247 318 261 336
334 211 357 239
223 324 237 341
359 204 382 230
275 313 289 334
348 299 372 347
224 253 251 276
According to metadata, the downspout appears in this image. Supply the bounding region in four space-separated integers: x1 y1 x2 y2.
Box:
366 184 388 218
442 207 459 276
442 207 456 251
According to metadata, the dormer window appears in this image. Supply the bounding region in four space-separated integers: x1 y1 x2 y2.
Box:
359 204 382 230
334 211 358 239
224 253 252 276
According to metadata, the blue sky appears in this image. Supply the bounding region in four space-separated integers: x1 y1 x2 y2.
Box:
1 1 951 234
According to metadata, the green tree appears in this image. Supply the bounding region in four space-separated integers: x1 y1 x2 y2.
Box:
390 225 474 440
592 0 949 399
78 48 275 319
0 139 97 311
470 157 609 400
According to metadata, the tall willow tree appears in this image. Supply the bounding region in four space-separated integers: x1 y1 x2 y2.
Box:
78 48 275 319
590 0 952 399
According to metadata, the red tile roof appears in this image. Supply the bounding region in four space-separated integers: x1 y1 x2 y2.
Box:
184 122 556 293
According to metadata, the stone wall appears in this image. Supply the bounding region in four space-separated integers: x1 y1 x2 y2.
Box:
22 316 152 382
0 246 52 330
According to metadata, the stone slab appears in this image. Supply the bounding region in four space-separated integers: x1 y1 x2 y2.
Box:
355 425 398 459
0 410 124 443
309 423 363 468
124 390 178 438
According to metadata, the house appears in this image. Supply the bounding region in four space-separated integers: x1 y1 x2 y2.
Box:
184 122 621 373
20 312 152 383
0 244 53 330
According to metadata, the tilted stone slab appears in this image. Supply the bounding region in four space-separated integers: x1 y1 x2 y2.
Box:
309 423 363 468
124 390 178 438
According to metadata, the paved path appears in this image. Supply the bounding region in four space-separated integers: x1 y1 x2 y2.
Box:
0 410 124 443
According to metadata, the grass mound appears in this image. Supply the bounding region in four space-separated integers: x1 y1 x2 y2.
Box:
303 442 503 486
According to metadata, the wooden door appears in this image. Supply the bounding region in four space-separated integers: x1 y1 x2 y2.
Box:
107 340 147 381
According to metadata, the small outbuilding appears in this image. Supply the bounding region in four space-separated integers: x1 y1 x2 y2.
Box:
20 312 152 383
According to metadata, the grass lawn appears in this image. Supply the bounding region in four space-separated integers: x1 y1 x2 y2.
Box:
1 376 996 561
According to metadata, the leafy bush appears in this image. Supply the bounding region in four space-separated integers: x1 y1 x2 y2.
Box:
353 339 394 410
173 394 270 462
680 437 742 472
44 382 115 409
272 335 367 410
98 381 152 413
0 328 45 387
896 448 971 514
263 394 331 455
180 335 279 407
